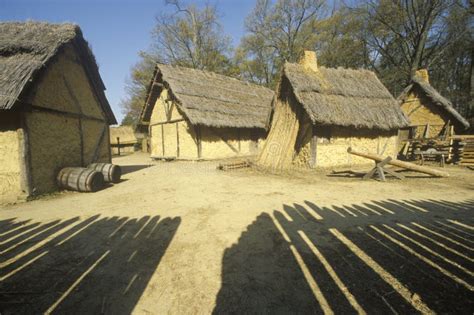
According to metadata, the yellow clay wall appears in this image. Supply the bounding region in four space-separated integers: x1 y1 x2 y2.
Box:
149 88 264 159
400 88 448 137
24 44 110 194
294 125 399 169
0 113 23 203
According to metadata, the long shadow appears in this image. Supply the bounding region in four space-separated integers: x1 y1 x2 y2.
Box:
0 214 180 314
214 198 474 314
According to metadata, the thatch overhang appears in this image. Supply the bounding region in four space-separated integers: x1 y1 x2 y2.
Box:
139 64 274 130
0 21 117 124
398 76 470 130
282 62 409 130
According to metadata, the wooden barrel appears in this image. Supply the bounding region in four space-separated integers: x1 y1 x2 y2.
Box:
88 163 122 183
57 167 104 192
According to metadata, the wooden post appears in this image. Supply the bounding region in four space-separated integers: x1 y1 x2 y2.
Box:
19 113 33 197
117 137 120 156
196 126 202 158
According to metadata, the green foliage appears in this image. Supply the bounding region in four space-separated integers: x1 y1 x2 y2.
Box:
120 0 234 126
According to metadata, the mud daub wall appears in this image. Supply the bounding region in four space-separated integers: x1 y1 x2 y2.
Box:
149 88 265 159
294 123 398 168
0 112 23 203
200 127 263 159
24 44 110 194
401 87 449 137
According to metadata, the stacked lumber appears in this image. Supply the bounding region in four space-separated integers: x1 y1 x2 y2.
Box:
217 160 251 171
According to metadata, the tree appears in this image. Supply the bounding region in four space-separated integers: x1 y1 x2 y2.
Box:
313 4 371 69
119 52 157 126
237 0 325 87
120 0 233 126
150 0 233 73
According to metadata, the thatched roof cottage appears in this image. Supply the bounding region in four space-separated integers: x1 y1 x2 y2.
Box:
257 51 409 170
110 126 141 155
398 69 470 138
138 64 274 160
0 22 116 203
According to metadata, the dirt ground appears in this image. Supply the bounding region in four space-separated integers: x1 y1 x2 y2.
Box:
0 152 473 314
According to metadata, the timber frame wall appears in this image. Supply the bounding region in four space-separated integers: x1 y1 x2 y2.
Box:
147 88 263 160
11 43 112 198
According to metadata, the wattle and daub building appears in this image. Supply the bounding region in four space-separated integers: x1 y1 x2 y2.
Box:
0 22 116 203
138 64 274 160
257 51 409 170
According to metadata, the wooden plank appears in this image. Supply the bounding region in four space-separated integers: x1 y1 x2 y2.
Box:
26 104 105 123
149 118 184 127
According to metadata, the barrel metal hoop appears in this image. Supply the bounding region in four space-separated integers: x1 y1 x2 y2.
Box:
76 168 88 192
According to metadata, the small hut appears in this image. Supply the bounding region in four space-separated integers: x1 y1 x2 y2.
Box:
138 64 274 160
398 69 470 139
0 22 116 203
257 51 409 170
109 126 141 155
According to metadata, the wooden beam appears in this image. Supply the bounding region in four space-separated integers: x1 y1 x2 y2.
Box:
27 104 105 123
196 126 202 158
63 74 85 166
347 147 449 177
19 113 33 197
149 119 184 127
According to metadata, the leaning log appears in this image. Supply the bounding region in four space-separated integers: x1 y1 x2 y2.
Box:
347 147 449 177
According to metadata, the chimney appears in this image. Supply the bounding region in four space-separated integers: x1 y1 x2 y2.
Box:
415 69 429 83
299 50 318 72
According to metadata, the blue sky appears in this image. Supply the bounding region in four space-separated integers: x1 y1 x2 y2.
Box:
0 0 257 124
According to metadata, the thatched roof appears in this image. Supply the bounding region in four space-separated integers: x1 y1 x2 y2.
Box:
398 76 470 130
282 62 409 130
140 64 274 129
110 126 139 145
0 21 116 124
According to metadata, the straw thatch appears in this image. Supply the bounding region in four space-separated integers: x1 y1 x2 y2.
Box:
398 76 470 129
140 64 274 129
283 62 409 130
110 126 138 145
0 21 116 124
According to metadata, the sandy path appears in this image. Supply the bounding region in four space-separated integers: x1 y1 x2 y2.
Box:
0 153 473 314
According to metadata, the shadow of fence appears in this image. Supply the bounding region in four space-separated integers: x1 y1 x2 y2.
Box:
0 214 180 314
214 198 474 314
